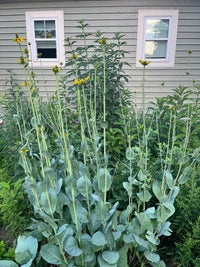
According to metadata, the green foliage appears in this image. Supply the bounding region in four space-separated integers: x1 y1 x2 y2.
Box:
174 216 200 267
0 22 200 267
0 241 15 261
0 178 31 235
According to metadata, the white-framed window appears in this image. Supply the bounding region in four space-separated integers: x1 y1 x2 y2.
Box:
25 11 65 67
136 10 179 68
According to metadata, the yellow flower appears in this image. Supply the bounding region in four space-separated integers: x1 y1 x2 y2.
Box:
21 82 31 86
73 76 90 85
16 56 28 64
99 38 108 45
13 34 25 44
70 54 79 60
20 148 29 154
32 88 36 91
138 60 151 66
52 65 61 74
169 106 175 111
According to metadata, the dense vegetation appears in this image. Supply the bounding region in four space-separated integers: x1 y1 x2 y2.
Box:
0 21 200 267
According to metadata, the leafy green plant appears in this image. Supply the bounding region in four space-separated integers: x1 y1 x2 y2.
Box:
0 178 31 236
173 216 200 267
0 241 15 261
0 23 199 267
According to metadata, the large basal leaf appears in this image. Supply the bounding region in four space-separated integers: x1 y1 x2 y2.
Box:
68 199 89 225
40 188 57 215
40 244 64 265
152 180 163 201
77 176 92 198
117 245 129 267
102 251 119 264
156 203 175 223
97 254 117 267
0 261 19 267
151 260 166 267
96 168 111 193
145 231 159 245
15 235 38 265
123 233 135 244
91 231 108 246
167 186 179 204
133 234 149 250
38 212 58 231
81 234 95 262
157 221 172 237
126 147 135 160
63 236 82 257
137 191 152 202
123 182 132 197
144 251 160 263
103 201 119 223
15 252 31 266
178 166 193 184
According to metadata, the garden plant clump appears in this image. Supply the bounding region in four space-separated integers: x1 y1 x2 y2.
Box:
0 21 200 267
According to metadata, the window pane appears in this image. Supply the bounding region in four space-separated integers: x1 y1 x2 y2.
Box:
35 20 45 38
34 20 56 39
37 41 57 58
146 19 169 39
145 40 167 59
46 20 56 38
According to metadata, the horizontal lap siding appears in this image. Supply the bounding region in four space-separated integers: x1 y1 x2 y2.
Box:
0 0 200 107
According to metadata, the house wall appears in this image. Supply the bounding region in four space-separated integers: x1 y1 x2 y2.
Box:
0 0 200 108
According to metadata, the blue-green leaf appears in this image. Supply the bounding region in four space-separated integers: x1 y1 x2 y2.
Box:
77 176 92 197
102 251 119 264
40 244 64 265
0 261 19 267
92 231 108 246
63 236 82 257
144 251 160 263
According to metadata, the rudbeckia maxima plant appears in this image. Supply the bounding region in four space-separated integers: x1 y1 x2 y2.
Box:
73 76 90 85
13 34 25 44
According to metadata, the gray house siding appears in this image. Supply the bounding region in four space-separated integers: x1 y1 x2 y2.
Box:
0 0 200 107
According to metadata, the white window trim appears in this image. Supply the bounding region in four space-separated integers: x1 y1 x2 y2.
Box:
136 10 179 68
25 11 65 67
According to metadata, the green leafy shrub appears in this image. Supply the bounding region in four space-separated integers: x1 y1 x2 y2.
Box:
0 178 32 236
0 241 15 261
0 22 199 267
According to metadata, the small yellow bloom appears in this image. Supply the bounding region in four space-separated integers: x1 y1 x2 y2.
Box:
73 76 90 85
70 54 79 60
138 60 151 66
22 48 29 54
13 34 25 44
21 82 31 86
32 88 36 91
52 65 61 74
16 56 28 64
20 148 29 154
99 38 108 45
169 106 175 111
